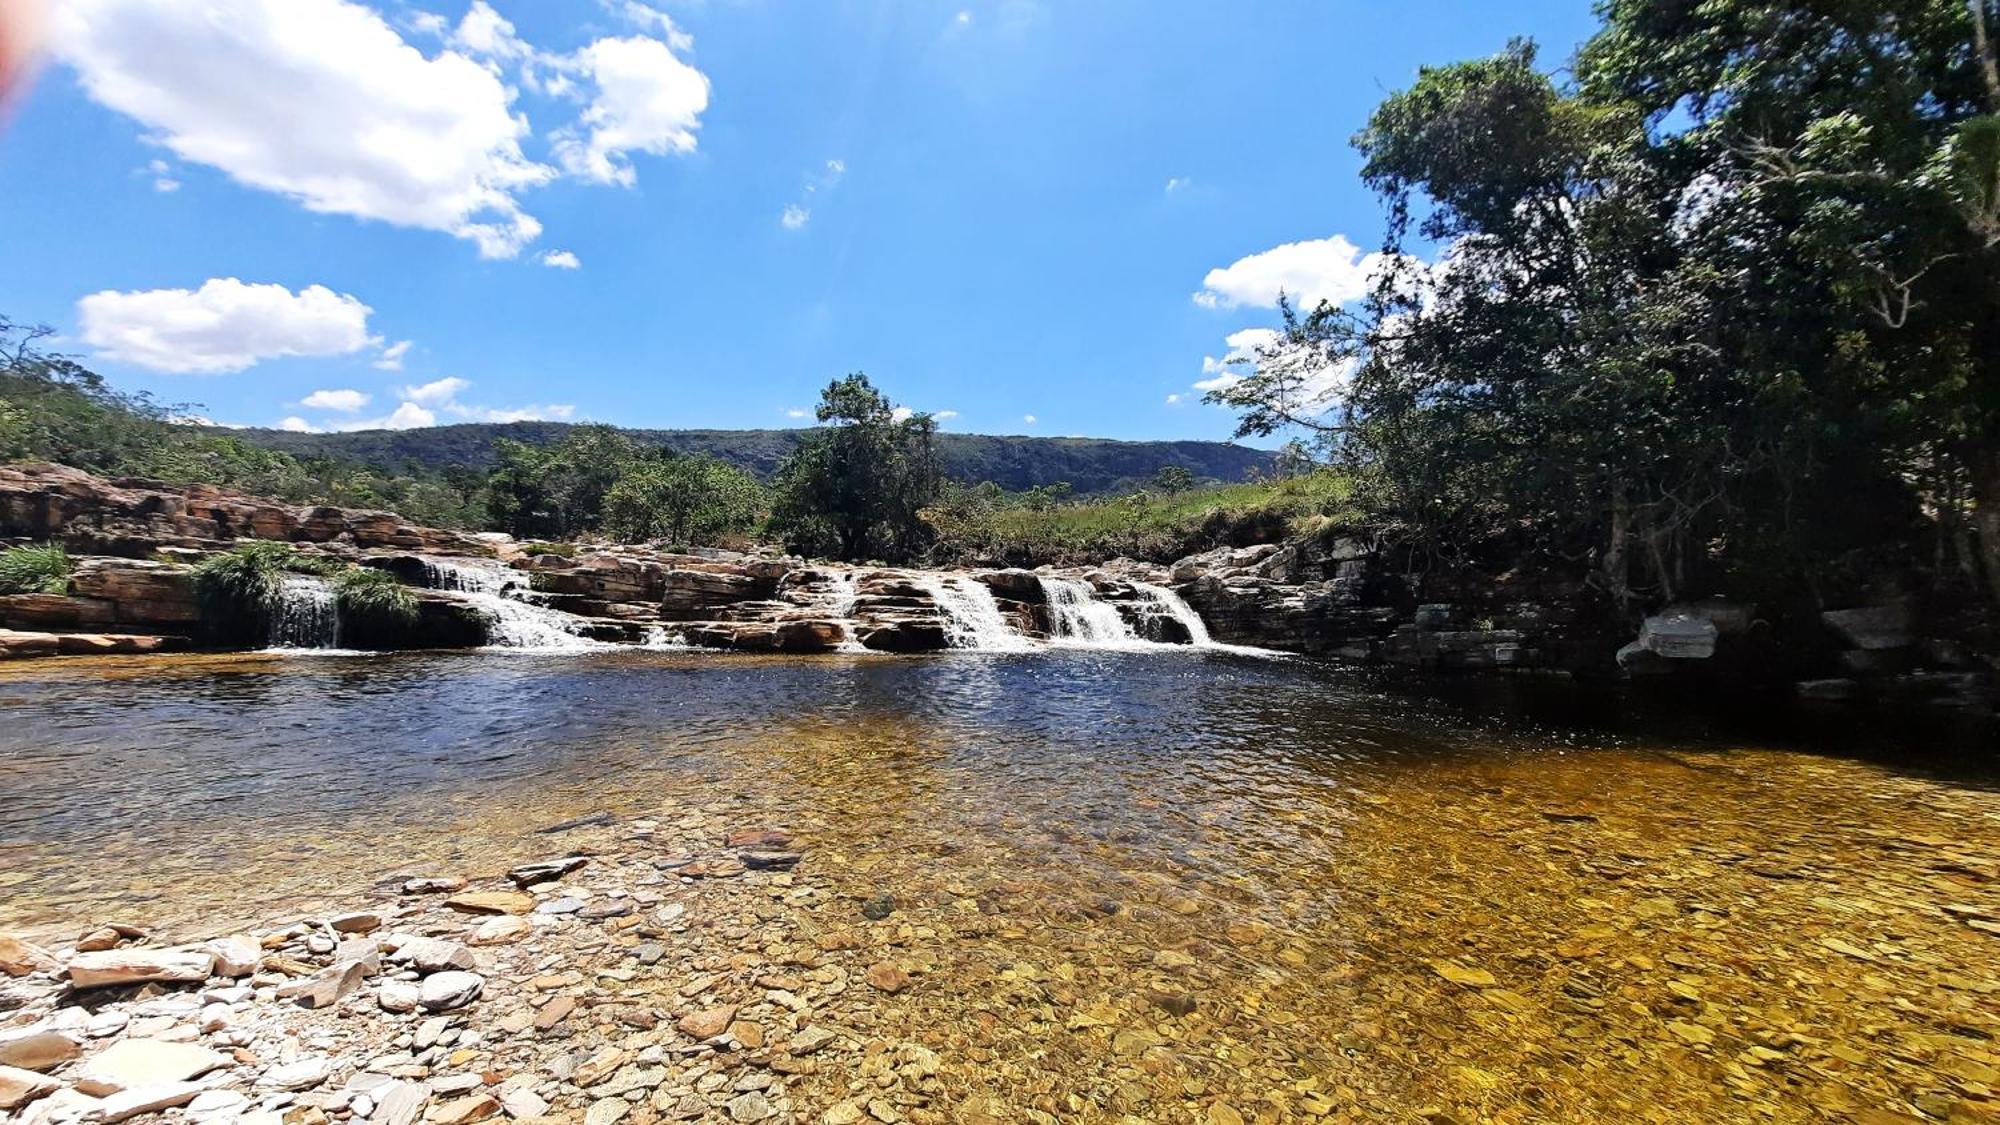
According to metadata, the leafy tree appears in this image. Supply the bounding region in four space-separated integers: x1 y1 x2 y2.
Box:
602 454 764 546
486 425 645 538
768 374 942 561
1152 465 1195 494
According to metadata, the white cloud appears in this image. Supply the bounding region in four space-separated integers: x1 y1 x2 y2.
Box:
153 176 180 193
554 35 710 187
780 159 845 232
1193 327 1281 392
1165 176 1188 194
372 339 413 371
452 0 530 62
301 388 370 412
540 250 582 269
278 415 319 432
1022 414 1037 424
1194 234 1397 311
1165 393 1184 405
785 408 809 419
780 205 810 231
447 402 576 423
890 406 913 422
612 1 694 52
54 0 558 259
934 410 958 421
379 402 437 430
77 278 375 374
401 376 472 404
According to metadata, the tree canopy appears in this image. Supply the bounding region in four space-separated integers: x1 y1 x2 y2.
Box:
768 374 942 561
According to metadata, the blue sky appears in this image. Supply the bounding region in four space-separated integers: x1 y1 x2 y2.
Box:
0 0 1598 444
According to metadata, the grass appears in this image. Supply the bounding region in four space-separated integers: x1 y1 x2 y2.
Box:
977 471 1355 560
0 543 71 595
334 567 419 631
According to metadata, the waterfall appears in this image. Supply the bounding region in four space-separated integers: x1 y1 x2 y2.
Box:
1041 577 1140 646
1133 582 1215 646
420 558 603 651
922 575 1036 651
267 576 341 650
827 571 867 653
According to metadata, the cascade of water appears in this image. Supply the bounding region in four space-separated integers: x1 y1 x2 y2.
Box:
420 557 602 651
923 575 1037 651
1133 582 1215 646
826 571 868 653
267 576 342 649
1040 577 1141 646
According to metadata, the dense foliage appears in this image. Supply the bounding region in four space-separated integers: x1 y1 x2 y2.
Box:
0 543 70 595
333 567 420 633
1212 2 2000 613
485 425 764 545
768 375 941 561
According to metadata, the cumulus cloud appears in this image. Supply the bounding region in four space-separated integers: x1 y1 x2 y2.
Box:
54 0 713 259
1165 176 1188 194
77 278 375 374
54 0 558 259
539 250 582 269
301 388 370 412
1194 234 1397 311
785 408 809 419
401 376 472 404
780 205 810 231
553 35 710 186
278 416 318 432
1022 414 1037 424
372 339 413 371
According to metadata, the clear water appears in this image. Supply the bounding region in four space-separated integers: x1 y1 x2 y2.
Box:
0 650 1994 1122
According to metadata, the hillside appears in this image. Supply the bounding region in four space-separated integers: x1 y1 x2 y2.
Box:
228 422 1276 495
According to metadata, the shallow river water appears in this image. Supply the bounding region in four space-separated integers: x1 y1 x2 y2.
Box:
2 649 1998 1123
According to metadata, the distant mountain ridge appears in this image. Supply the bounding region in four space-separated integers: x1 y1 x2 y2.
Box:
229 421 1277 495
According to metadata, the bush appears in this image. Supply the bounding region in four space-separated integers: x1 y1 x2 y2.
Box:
521 541 578 558
0 543 70 594
334 568 419 643
191 543 290 644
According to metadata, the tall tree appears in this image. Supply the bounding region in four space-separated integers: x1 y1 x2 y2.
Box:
768 374 942 561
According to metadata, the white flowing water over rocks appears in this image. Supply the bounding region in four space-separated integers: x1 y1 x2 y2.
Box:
921 575 1037 652
826 570 868 653
1135 581 1216 646
420 558 604 652
1041 577 1144 647
265 576 340 650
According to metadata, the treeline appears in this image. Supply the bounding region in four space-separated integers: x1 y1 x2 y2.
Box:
0 318 487 527
1211 0 2000 617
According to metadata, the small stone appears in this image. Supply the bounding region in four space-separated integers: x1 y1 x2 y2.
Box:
500 1088 549 1118
87 1081 203 1122
419 972 485 1012
631 943 665 966
1151 950 1198 972
740 852 801 871
725 828 793 849
535 897 585 915
444 891 534 916
378 979 421 1013
677 1005 738 1040
0 1064 58 1110
265 1057 331 1091
73 1038 228 1096
0 936 58 976
432 1092 500 1124
401 877 467 895
584 1098 630 1125
203 935 260 978
572 1047 626 1087
864 963 910 993
534 995 576 1031
187 1089 250 1115
197 1004 231 1033
729 1091 773 1122
330 911 384 934
729 1021 765 1049
276 960 367 1009
788 1027 836 1056
0 1027 82 1072
469 917 531 945
414 1016 452 1049
860 895 895 921
66 948 213 990
372 1080 430 1125
73 927 122 953
506 857 588 888
1429 961 1497 988
578 901 633 920
394 936 475 973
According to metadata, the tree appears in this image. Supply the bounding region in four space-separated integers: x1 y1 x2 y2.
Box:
486 425 644 538
602 454 764 546
1152 465 1195 494
768 374 943 561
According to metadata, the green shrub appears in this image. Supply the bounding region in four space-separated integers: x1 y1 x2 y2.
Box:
0 543 71 594
521 541 578 558
283 550 347 576
334 567 419 631
191 543 289 644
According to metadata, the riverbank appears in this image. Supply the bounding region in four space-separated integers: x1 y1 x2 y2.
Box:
4 651 2000 1124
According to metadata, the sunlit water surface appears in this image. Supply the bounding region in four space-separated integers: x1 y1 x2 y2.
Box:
2 650 1997 1123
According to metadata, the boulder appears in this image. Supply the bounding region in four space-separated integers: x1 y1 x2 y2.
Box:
0 935 57 977
418 971 484 1011
1634 612 1717 660
972 569 1044 603
858 619 948 653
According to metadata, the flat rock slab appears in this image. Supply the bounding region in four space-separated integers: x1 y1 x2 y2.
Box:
0 1064 59 1110
507 857 589 887
444 891 534 916
74 1038 227 1096
66 948 213 990
0 936 57 977
0 1028 82 1071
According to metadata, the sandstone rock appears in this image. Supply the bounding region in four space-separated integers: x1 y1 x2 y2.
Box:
445 891 534 916
0 1064 58 1109
864 963 911 993
431 1092 499 1124
401 876 467 895
499 1088 549 1118
394 935 475 973
276 960 368 1009
0 630 59 659
372 1080 429 1125
677 1005 738 1040
66 948 212 990
378 979 421 1013
82 1081 205 1122
73 1038 227 1096
329 910 383 934
585 1099 631 1125
0 935 57 977
728 1091 774 1122
264 1056 330 1090
202 935 259 978
468 917 530 945
0 1027 82 1071
506 857 587 888
419 971 484 1011
533 995 576 1031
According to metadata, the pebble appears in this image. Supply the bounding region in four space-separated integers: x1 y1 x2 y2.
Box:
418 972 485 1012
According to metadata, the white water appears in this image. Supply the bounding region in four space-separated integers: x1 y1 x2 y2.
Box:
826 570 868 653
267 576 341 650
923 575 1038 652
421 557 604 651
1133 582 1215 646
1041 577 1142 646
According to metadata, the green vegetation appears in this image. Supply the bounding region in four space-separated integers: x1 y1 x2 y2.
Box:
333 568 420 633
928 469 1354 564
190 542 290 642
486 425 765 545
1211 2 2000 611
0 543 71 595
768 374 941 562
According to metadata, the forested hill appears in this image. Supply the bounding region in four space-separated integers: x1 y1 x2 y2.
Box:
228 422 1276 495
